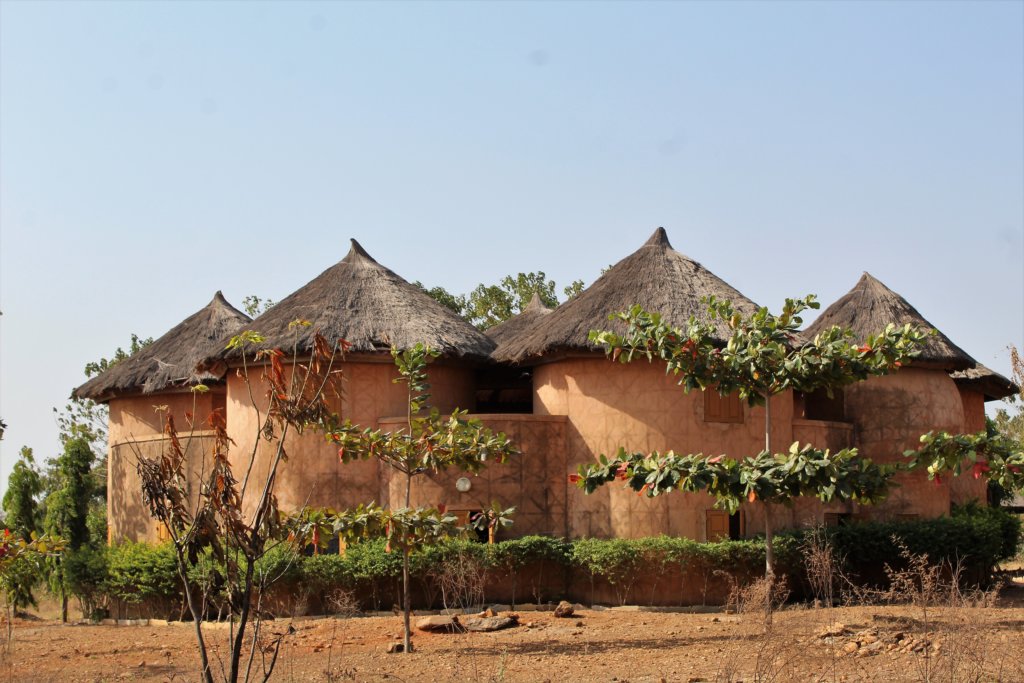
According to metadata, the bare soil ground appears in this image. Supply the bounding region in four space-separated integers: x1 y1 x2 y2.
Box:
3 583 1023 683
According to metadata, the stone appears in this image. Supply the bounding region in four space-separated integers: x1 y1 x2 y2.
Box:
415 615 464 633
488 604 512 613
553 601 574 618
817 622 849 638
463 616 518 632
843 642 859 654
386 642 413 654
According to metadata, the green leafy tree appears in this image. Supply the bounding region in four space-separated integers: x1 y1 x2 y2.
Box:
328 343 517 653
241 295 276 318
465 272 558 329
43 437 95 622
412 281 467 317
2 448 42 541
580 295 925 581
563 279 585 300
0 531 63 633
416 272 579 330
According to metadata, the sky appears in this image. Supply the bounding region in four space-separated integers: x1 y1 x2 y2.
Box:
1 1 1022 491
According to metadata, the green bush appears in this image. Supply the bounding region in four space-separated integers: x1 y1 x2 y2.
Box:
64 546 109 619
105 541 178 605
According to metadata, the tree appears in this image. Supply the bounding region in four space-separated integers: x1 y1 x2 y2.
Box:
43 436 95 622
465 272 558 329
136 324 345 683
2 448 42 542
563 279 585 300
412 281 467 317
416 271 582 330
579 295 924 581
0 530 62 644
328 344 517 653
241 295 275 318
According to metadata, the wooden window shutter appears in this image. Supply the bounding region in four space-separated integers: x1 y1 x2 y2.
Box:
704 389 743 423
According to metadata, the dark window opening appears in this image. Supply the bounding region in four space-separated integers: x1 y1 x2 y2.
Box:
823 512 852 528
799 388 845 422
475 366 533 414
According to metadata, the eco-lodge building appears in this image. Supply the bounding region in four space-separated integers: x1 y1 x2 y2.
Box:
75 228 1016 545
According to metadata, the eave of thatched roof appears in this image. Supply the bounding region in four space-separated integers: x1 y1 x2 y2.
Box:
804 272 974 371
950 364 1018 402
486 293 554 349
73 292 251 402
492 227 761 364
212 239 495 363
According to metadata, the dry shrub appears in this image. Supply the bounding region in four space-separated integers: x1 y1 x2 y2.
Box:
803 527 843 609
431 550 487 612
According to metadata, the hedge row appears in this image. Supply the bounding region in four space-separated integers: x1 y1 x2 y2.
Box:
64 506 1020 617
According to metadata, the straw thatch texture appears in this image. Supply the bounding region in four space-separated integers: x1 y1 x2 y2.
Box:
213 240 495 362
492 227 761 363
485 293 554 347
74 292 251 401
950 364 1018 401
804 272 974 370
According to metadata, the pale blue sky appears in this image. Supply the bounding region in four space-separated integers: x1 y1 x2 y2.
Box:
1 1 1022 490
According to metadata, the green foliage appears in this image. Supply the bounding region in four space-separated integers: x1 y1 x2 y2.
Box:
64 546 109 619
44 437 95 550
412 282 468 317
2 447 43 541
0 531 64 611
906 429 1024 493
488 535 571 570
590 295 925 404
416 272 581 329
824 508 1020 584
577 443 897 513
241 294 276 318
104 542 179 604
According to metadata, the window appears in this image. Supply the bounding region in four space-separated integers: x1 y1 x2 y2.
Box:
704 389 743 423
823 512 852 527
706 510 745 541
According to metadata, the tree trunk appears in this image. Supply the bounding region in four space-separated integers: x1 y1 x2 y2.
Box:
402 548 412 654
402 472 413 654
60 593 67 624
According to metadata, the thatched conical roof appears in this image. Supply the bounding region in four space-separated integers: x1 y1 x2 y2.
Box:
492 227 760 363
74 292 251 402
950 364 1018 402
804 272 974 370
214 239 495 362
486 293 554 350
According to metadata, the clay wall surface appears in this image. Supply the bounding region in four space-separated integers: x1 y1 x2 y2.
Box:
950 387 990 505
107 391 220 543
386 414 569 538
844 368 965 519
226 359 477 517
533 357 800 540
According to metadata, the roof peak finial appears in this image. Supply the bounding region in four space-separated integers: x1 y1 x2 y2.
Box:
524 291 551 312
345 238 378 264
644 226 672 249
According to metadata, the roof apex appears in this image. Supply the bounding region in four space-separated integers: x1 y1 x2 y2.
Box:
344 238 378 265
644 226 672 249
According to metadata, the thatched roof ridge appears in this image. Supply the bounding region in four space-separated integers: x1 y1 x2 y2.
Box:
74 292 251 401
492 227 761 363
213 239 495 362
950 364 1018 402
804 272 974 370
486 293 554 349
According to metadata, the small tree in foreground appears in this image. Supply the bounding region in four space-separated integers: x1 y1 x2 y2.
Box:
326 344 516 653
137 324 345 683
579 295 924 581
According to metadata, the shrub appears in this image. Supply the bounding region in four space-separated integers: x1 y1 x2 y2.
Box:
104 541 178 605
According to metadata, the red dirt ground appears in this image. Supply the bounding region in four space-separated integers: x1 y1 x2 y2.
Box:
3 582 1023 683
